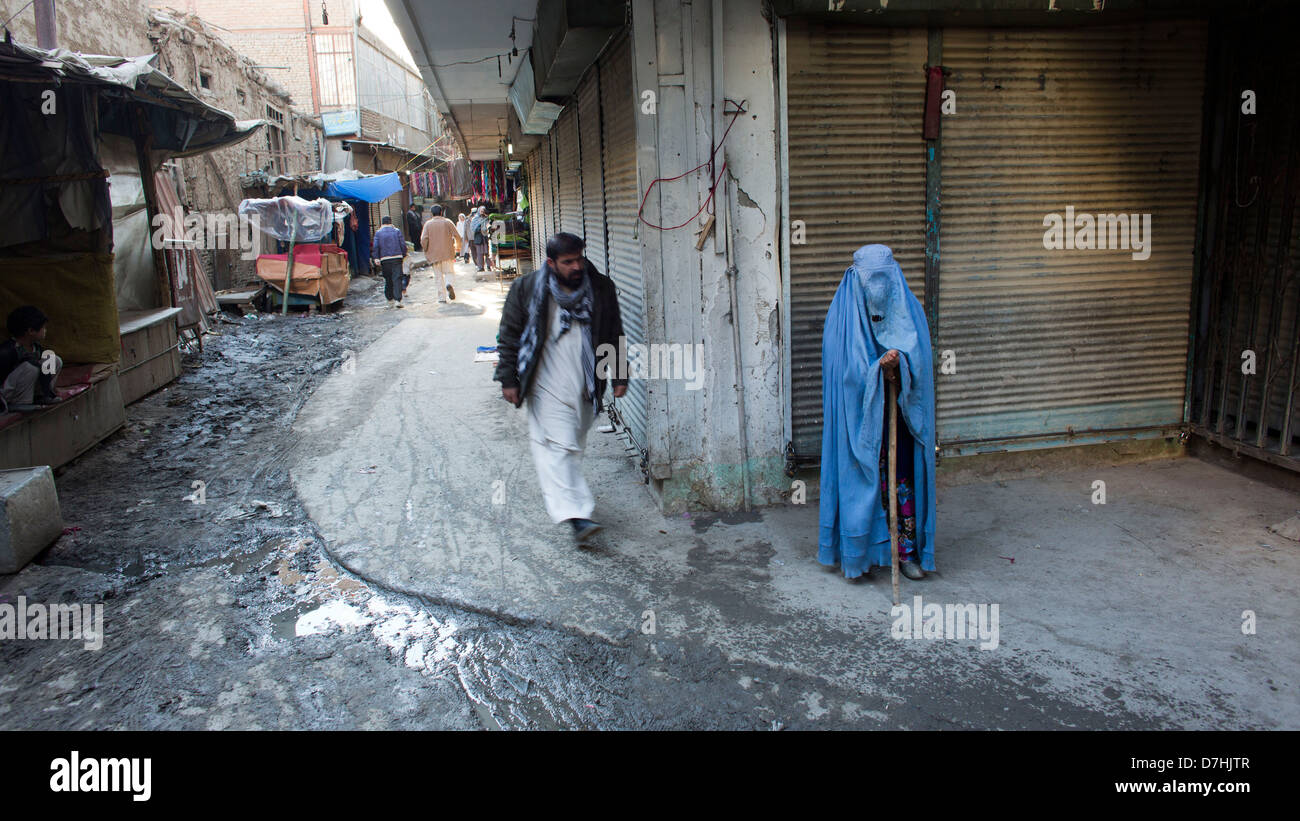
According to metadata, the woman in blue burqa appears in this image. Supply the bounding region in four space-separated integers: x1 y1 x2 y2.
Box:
819 244 937 581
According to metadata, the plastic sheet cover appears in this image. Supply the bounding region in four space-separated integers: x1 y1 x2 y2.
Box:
237 196 336 242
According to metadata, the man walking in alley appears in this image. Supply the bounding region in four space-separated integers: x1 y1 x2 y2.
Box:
469 205 491 272
494 232 628 547
371 216 407 309
819 244 938 582
420 204 462 303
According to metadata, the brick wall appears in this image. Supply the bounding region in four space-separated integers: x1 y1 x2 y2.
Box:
150 0 359 115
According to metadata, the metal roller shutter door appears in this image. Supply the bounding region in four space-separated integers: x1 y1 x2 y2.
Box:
539 132 557 244
599 33 648 451
937 22 1207 449
577 70 607 274
555 106 583 236
784 21 929 456
526 149 544 270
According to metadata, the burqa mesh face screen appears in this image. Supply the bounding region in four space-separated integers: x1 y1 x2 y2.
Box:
854 246 918 355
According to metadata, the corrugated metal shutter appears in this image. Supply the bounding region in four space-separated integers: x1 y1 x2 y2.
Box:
578 70 607 273
538 132 556 245
599 33 648 449
937 22 1207 447
527 149 545 270
555 106 583 236
784 21 928 456
382 191 403 234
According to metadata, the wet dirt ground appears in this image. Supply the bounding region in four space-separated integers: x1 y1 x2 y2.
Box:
0 276 881 730
4 270 1292 731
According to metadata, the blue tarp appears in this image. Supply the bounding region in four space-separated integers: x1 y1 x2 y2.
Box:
326 172 403 203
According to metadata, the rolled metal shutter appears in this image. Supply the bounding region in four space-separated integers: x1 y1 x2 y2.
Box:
538 131 556 245
526 149 544 270
555 106 583 236
578 70 607 273
937 22 1207 449
599 33 648 450
784 21 929 456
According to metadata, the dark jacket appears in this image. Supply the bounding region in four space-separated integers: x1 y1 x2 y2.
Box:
371 224 406 260
494 261 628 408
0 338 54 399
405 209 422 244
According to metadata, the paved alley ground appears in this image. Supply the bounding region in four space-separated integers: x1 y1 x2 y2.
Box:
1 259 1297 730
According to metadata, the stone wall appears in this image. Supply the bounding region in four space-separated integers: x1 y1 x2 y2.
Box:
149 9 324 290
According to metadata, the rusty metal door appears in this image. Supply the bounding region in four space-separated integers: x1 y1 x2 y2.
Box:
937 22 1207 453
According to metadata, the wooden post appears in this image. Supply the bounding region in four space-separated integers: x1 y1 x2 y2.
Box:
888 380 900 607
131 105 173 310
282 211 298 316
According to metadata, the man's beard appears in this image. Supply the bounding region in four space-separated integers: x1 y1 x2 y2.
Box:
551 262 585 289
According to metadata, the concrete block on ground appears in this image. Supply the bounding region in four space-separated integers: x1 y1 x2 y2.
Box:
0 466 64 574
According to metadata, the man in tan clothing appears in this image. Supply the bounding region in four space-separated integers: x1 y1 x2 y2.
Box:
419 204 463 303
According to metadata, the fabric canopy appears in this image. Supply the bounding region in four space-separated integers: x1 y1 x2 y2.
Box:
0 40 265 157
327 172 403 203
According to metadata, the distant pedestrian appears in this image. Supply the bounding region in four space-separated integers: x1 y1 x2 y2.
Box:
494 232 628 547
371 216 407 309
404 203 423 246
419 204 462 303
469 205 490 272
456 212 471 263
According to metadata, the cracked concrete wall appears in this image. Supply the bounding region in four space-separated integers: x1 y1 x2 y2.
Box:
632 0 784 512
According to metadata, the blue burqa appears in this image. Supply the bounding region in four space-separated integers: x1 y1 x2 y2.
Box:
818 244 937 577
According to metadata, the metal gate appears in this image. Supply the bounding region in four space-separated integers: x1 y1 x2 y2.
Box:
555 106 583 237
1190 21 1300 471
782 20 1208 459
938 23 1207 452
577 68 608 274
782 21 928 457
599 33 648 452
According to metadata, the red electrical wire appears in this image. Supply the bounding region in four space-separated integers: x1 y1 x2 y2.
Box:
637 103 745 231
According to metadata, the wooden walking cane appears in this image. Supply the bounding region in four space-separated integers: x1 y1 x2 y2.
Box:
888 378 901 607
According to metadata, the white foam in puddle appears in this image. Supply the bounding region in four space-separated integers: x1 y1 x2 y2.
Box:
295 600 371 636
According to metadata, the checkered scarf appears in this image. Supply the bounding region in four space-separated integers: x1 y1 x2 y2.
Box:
516 263 596 411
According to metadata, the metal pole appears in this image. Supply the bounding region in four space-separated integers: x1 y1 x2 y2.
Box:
724 161 751 511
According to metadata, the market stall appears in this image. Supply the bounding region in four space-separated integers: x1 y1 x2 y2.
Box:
238 196 352 311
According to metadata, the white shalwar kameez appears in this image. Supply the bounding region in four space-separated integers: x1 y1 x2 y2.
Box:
527 299 596 523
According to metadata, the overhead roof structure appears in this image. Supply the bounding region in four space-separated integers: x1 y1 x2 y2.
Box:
0 38 265 157
384 0 539 161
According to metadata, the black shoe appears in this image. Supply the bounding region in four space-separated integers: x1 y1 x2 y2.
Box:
568 518 603 546
446 283 455 300
900 560 926 580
